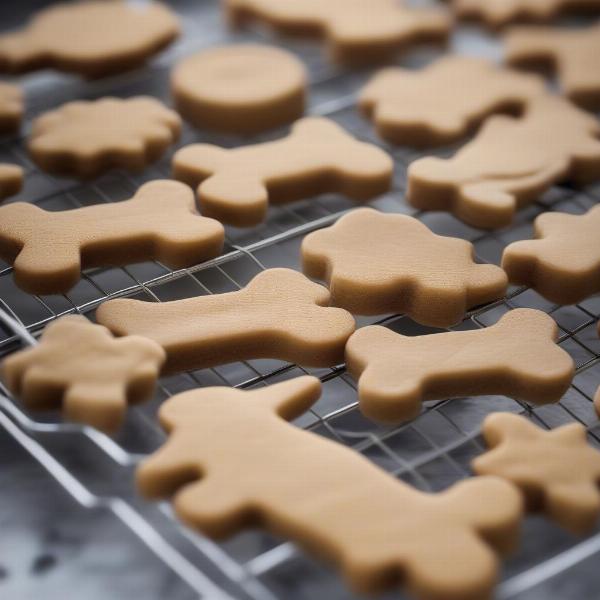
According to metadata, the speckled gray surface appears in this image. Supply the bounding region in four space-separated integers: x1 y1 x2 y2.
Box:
0 1 599 600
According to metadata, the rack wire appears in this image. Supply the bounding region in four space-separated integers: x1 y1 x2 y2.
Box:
0 1 599 599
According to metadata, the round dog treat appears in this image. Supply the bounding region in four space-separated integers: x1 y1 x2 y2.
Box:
172 44 306 134
28 96 181 179
0 0 180 78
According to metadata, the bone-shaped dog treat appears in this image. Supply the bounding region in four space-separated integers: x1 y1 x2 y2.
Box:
224 0 450 66
96 268 355 372
0 163 23 201
0 0 180 78
28 97 181 178
473 413 600 534
138 376 523 599
502 205 600 305
0 180 224 295
407 95 600 229
506 24 600 110
172 117 393 227
450 0 600 27
359 56 545 146
302 208 507 327
346 308 574 424
0 82 23 132
1 315 165 433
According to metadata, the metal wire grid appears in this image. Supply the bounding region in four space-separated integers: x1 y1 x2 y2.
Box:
0 1 599 599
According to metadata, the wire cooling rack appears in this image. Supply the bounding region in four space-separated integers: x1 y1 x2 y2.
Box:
0 1 599 599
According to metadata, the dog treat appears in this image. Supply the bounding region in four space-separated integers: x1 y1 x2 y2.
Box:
449 0 600 27
502 205 600 305
172 44 306 134
0 0 180 78
407 96 600 229
173 117 393 226
359 56 545 146
346 308 574 424
0 163 23 200
224 0 450 65
28 97 181 178
302 208 507 327
0 180 224 295
97 268 355 372
473 413 600 534
1 315 165 433
138 375 523 598
506 24 600 110
0 82 23 132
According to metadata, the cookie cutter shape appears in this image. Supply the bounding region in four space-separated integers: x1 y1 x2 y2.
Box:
359 56 545 147
28 96 181 179
407 95 600 229
0 0 180 78
0 82 23 132
346 308 574 424
450 0 600 28
138 375 523 598
1 315 165 433
0 163 23 201
473 413 600 534
0 180 224 295
302 208 507 327
172 117 393 227
96 268 355 372
502 205 600 305
225 0 450 66
172 44 306 135
506 24 600 111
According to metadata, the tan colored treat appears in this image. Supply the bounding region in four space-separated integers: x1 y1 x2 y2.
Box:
173 117 393 227
302 208 507 327
407 96 600 230
1 315 165 433
28 97 181 179
0 0 180 78
506 24 600 111
450 0 600 28
138 376 523 599
0 82 23 132
0 180 224 295
172 45 306 135
97 268 355 372
224 0 450 65
346 308 574 424
473 413 600 534
502 205 600 305
359 56 545 147
0 163 23 201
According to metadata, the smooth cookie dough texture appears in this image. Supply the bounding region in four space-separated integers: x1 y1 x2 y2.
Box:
506 24 600 110
0 0 180 78
359 56 545 146
502 205 600 305
474 413 600 534
224 0 450 65
302 208 507 327
0 163 23 201
2 315 165 433
172 44 306 135
138 376 523 600
28 96 181 178
346 309 574 424
0 180 224 295
173 117 393 226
